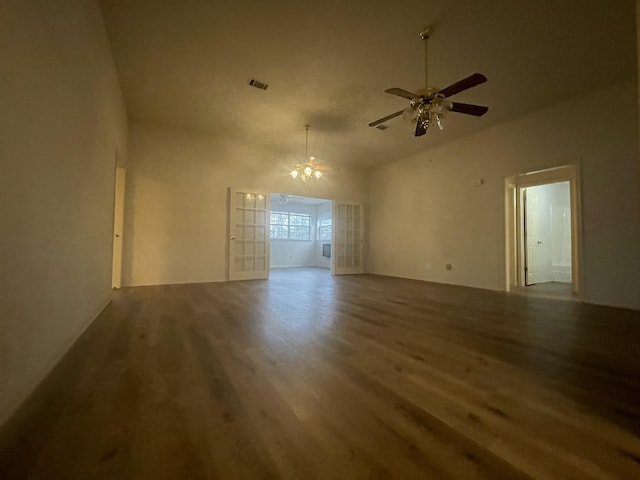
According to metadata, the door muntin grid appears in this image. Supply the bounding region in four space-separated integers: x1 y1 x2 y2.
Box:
336 203 361 270
232 191 268 275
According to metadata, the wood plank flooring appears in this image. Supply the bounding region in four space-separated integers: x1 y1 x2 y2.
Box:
1 268 639 479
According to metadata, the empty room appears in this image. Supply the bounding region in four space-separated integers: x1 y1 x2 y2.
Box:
2 0 640 479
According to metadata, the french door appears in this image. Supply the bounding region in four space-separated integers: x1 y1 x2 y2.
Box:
332 201 364 275
228 188 270 281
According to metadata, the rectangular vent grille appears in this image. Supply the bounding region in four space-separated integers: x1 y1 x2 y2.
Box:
249 79 269 90
376 124 388 130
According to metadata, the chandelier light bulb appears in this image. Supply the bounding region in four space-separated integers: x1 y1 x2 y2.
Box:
290 169 299 179
314 170 323 179
303 165 313 176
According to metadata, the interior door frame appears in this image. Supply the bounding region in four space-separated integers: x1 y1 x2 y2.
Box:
505 163 582 295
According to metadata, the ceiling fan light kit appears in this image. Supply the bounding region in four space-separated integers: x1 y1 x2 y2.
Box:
369 27 489 137
289 125 324 183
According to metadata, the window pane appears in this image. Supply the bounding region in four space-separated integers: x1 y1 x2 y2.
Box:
290 214 310 226
270 211 289 225
270 225 288 239
290 226 310 240
318 225 331 241
318 218 331 241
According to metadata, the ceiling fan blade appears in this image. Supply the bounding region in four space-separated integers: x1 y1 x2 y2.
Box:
385 88 419 100
439 73 487 98
449 102 489 116
368 109 404 127
415 121 427 137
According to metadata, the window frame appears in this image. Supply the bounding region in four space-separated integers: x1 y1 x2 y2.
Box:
270 210 312 241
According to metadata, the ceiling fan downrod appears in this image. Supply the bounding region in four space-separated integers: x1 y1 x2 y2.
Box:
420 28 430 90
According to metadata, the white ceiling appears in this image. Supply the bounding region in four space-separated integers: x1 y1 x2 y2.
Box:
271 193 329 206
100 0 636 170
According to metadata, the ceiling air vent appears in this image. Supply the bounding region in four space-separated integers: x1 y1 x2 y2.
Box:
248 78 268 90
376 124 388 130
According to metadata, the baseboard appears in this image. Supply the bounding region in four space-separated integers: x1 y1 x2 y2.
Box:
0 294 113 429
270 265 331 270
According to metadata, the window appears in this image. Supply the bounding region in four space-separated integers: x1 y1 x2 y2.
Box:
318 218 332 241
270 211 311 240
270 212 290 239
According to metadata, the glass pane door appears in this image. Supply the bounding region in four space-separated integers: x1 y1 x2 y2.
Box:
229 188 270 281
333 201 364 275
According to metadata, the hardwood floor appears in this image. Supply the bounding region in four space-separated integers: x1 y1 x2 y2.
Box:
1 268 639 479
509 281 576 301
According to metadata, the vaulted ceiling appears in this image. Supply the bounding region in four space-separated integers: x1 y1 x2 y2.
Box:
100 0 636 170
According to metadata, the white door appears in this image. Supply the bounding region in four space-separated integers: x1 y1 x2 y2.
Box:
111 166 126 288
332 201 364 275
229 188 270 281
524 189 539 285
525 186 556 285
525 188 547 285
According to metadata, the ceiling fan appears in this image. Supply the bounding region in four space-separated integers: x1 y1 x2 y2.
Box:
369 28 489 137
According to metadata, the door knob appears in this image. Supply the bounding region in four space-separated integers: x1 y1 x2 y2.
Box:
231 236 236 240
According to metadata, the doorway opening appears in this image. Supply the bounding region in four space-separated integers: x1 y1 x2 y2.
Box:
269 193 333 274
505 165 582 299
522 182 572 286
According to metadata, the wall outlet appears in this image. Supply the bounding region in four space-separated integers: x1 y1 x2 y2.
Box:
425 263 431 270
445 263 452 271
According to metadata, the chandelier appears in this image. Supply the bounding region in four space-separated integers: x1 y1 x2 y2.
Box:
289 125 324 182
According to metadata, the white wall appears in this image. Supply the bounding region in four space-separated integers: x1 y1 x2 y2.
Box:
270 203 317 268
369 79 640 310
0 0 128 426
123 121 368 286
549 182 572 283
